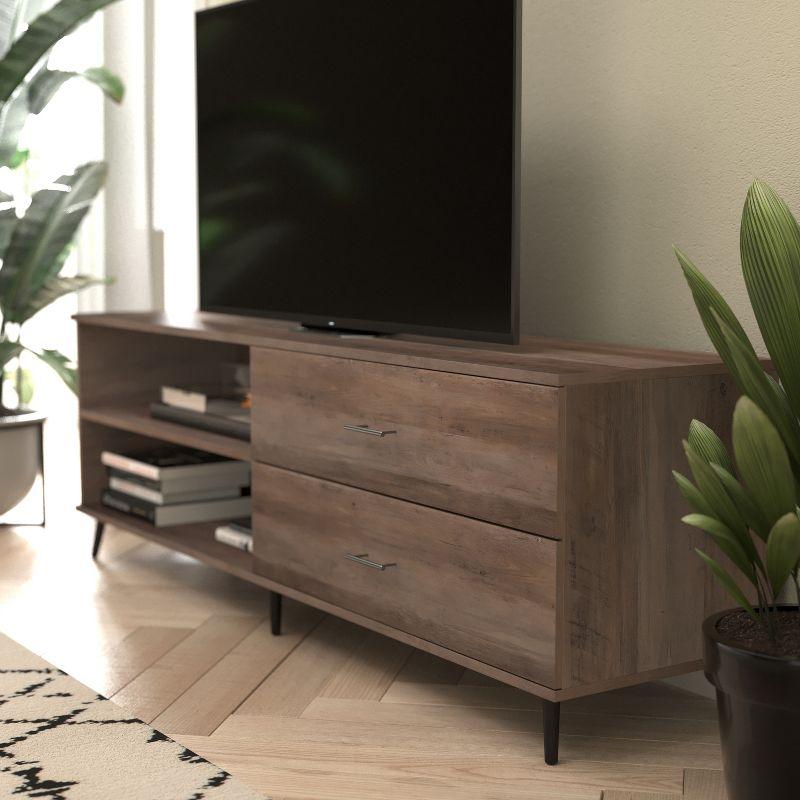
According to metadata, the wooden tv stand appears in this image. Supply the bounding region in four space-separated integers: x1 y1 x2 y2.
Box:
75 311 733 765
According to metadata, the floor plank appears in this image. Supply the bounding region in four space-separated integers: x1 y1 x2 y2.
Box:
237 616 368 717
320 631 412 701
683 769 727 800
393 649 466 684
111 615 262 722
152 601 323 735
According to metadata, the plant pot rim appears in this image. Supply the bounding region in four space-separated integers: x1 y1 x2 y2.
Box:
0 409 46 427
704 606 800 664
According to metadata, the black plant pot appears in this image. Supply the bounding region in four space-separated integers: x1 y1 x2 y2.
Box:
704 607 800 800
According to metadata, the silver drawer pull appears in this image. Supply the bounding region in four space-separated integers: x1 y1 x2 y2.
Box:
344 424 397 438
346 553 397 571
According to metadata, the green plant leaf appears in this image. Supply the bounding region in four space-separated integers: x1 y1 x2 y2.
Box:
674 245 760 376
740 180 800 423
733 396 796 528
0 86 29 165
0 161 107 322
716 312 800 471
0 189 19 256
0 0 121 106
684 440 749 539
673 470 716 517
25 346 76 393
688 420 734 473
711 463 771 541
0 337 21 372
696 549 759 623
765 513 800 598
682 513 758 582
10 273 110 324
27 65 124 114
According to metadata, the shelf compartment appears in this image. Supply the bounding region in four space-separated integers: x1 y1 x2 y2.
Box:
80 503 253 579
80 405 251 462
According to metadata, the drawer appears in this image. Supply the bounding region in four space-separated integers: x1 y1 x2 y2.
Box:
252 348 560 536
253 464 559 686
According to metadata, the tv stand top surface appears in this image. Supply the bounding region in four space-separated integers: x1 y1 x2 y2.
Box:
74 311 729 387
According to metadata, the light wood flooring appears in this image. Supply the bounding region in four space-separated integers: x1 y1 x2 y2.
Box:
0 515 728 800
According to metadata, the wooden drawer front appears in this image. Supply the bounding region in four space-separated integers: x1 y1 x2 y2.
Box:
252 349 560 536
253 464 558 686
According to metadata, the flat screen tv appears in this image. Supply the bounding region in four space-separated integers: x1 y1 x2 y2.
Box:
196 0 520 343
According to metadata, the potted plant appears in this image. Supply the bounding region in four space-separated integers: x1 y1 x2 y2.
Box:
673 180 800 800
0 0 122 517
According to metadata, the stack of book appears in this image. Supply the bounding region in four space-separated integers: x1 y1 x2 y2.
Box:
151 383 251 441
100 447 251 527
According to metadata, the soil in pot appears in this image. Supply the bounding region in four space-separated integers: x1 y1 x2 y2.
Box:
704 607 800 800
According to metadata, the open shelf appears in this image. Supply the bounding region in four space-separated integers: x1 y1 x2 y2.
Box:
80 405 251 462
80 503 254 580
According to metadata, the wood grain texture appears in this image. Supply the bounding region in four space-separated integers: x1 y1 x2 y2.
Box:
75 311 729 387
111 615 261 723
560 373 737 690
1 525 725 800
682 770 727 800
152 604 323 736
253 465 559 685
252 349 560 534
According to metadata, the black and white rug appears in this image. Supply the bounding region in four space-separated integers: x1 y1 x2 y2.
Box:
0 633 266 799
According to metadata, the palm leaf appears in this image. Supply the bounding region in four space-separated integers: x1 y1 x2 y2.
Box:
27 65 124 114
0 161 107 321
673 470 716 517
684 440 749 539
765 513 800 598
696 549 759 623
682 513 758 583
740 181 800 422
688 420 734 472
0 189 19 256
0 337 21 372
11 273 109 324
710 463 771 541
24 346 76 393
0 85 28 165
732 397 796 528
0 0 120 105
674 245 760 375
716 312 800 470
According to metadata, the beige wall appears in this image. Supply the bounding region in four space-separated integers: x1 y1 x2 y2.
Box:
521 0 800 354
194 0 800 353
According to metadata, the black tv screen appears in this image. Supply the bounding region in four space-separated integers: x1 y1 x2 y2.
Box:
196 0 520 343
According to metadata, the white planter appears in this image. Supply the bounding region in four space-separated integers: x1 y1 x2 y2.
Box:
0 413 43 517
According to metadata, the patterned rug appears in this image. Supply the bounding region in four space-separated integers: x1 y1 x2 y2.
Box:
0 633 265 800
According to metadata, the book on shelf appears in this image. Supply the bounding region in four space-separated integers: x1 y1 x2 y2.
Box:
106 468 249 495
160 384 250 415
108 475 243 506
149 402 250 441
101 489 252 527
214 520 253 553
100 447 250 483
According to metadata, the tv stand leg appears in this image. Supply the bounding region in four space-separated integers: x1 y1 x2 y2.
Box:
92 521 105 560
270 592 282 636
543 700 560 765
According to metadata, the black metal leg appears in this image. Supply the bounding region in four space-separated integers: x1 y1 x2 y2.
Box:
92 521 105 560
270 592 282 636
543 700 561 765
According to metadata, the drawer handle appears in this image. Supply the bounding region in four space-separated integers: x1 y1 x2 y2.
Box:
346 553 397 571
344 424 397 438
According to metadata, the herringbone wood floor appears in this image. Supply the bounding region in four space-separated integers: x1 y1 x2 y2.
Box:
0 515 728 799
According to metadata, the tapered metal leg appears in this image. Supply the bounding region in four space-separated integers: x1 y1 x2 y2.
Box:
270 592 282 636
92 521 105 560
543 700 561 765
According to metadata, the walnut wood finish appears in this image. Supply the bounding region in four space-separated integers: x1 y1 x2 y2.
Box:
252 464 558 685
74 312 742 706
560 374 736 688
75 311 726 387
251 349 560 534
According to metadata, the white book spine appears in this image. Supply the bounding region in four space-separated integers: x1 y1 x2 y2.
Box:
101 451 159 481
214 526 253 553
161 386 208 413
